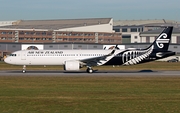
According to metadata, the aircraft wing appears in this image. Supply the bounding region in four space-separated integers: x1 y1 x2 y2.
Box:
80 45 118 66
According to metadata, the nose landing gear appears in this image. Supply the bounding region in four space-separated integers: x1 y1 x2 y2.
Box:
22 65 26 73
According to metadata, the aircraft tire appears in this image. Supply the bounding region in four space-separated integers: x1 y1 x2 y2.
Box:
22 70 26 73
87 68 93 73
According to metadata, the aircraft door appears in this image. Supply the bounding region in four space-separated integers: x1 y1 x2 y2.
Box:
21 51 26 60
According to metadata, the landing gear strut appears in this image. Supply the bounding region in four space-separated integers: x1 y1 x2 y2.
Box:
86 67 93 73
22 65 26 73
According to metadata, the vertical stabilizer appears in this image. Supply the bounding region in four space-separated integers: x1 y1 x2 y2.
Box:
148 27 173 51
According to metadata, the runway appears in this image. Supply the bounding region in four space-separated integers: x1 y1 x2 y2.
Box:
0 70 180 76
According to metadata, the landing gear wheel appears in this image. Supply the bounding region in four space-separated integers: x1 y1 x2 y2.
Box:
86 67 93 73
22 65 26 73
22 70 26 73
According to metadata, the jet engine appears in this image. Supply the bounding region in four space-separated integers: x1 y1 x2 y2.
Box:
64 60 80 71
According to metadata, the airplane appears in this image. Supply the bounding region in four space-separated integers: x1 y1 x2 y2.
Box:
4 27 175 73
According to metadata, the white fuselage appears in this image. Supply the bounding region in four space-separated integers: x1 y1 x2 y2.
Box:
5 49 122 65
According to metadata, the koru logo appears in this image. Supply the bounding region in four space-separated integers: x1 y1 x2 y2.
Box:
156 33 169 48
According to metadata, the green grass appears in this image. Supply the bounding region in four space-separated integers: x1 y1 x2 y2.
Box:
0 76 180 113
1 61 180 113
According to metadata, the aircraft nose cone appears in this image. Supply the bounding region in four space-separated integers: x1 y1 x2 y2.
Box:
4 57 11 64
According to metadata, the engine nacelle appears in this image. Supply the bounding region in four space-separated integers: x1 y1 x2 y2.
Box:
64 60 80 71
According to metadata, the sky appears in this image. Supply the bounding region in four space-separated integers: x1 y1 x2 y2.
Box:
0 0 180 21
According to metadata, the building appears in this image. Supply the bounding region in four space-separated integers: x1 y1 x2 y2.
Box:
113 19 180 43
113 25 143 43
140 27 180 44
0 21 16 27
0 18 121 44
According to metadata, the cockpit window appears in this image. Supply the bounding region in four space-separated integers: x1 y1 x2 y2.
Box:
10 54 17 56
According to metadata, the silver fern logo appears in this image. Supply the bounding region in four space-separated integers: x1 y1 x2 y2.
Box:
122 46 154 65
156 33 169 48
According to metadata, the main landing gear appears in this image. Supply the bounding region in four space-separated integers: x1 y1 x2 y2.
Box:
22 65 26 73
86 67 93 73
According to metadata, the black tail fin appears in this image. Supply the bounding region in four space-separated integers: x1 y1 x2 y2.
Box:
119 27 174 65
147 27 173 51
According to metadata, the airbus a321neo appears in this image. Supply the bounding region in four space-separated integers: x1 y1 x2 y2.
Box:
5 27 175 73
